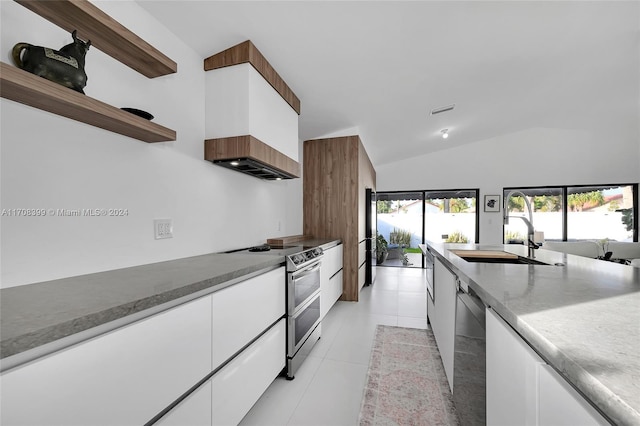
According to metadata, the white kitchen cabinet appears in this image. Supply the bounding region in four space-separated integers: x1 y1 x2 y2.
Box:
212 267 285 369
358 240 366 270
156 267 286 426
486 307 543 426
156 381 212 426
159 319 285 426
538 364 607 425
323 243 343 278
426 294 434 327
0 295 213 426
358 263 366 290
486 308 608 426
431 258 457 392
321 244 343 319
212 319 286 425
323 270 343 319
1 266 287 426
358 240 367 290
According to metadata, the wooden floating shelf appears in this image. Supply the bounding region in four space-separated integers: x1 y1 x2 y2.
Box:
15 0 177 78
1 62 176 143
204 40 300 115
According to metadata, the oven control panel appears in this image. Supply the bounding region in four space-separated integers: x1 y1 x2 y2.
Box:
288 247 324 269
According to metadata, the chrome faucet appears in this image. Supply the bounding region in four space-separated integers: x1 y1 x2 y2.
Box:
504 190 537 258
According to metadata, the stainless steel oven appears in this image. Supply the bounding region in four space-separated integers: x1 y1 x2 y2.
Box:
287 260 321 315
285 247 323 379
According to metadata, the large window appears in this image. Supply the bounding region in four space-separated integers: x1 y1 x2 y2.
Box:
504 187 563 243
503 184 637 242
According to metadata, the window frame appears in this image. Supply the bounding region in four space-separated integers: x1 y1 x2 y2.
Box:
502 183 638 242
376 188 481 249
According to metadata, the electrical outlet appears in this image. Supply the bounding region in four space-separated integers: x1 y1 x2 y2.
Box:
154 219 173 239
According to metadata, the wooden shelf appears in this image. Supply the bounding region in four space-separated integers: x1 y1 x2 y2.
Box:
204 40 300 115
15 0 177 78
1 62 176 143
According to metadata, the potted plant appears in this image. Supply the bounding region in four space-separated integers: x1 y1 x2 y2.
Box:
401 250 412 266
376 233 389 264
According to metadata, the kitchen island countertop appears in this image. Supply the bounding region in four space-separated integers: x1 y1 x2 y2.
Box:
422 242 640 425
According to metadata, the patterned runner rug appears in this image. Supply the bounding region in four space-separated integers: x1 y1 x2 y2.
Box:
359 325 460 425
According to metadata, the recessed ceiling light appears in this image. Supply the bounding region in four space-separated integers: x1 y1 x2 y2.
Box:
431 104 456 115
441 129 449 139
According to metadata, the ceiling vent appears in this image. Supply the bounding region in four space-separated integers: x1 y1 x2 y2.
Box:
430 104 456 115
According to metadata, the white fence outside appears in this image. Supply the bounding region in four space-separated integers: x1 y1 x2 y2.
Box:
378 211 632 248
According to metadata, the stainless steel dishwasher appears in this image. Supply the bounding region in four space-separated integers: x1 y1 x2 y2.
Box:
453 278 486 425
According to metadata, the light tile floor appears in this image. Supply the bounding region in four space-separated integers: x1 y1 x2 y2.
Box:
239 266 428 426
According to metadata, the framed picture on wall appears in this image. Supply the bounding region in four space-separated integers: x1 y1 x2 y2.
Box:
484 195 500 212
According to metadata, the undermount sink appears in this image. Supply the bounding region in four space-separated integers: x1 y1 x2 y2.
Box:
450 250 552 266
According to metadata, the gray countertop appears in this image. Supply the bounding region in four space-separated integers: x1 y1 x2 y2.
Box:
423 242 640 426
0 252 285 366
0 238 342 370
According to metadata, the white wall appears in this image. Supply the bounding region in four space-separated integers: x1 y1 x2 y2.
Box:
0 1 302 288
377 126 640 244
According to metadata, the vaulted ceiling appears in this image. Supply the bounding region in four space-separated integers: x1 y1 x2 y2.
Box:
138 1 640 167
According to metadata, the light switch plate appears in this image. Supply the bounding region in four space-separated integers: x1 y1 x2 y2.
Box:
154 219 173 239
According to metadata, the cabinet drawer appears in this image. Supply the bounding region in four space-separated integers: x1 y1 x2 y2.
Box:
358 240 366 267
321 270 343 319
0 296 213 426
323 244 343 278
212 267 285 369
211 319 286 425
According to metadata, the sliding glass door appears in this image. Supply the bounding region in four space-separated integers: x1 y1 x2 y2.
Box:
376 192 423 268
376 189 479 268
424 190 478 245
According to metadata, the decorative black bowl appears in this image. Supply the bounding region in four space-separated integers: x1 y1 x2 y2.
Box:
120 107 154 120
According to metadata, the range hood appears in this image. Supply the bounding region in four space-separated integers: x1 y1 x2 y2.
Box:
205 135 300 180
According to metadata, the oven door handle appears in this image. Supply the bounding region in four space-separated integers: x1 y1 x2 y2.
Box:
291 262 321 279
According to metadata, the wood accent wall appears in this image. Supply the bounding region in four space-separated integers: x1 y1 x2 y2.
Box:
204 40 301 115
303 135 376 301
204 135 300 178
